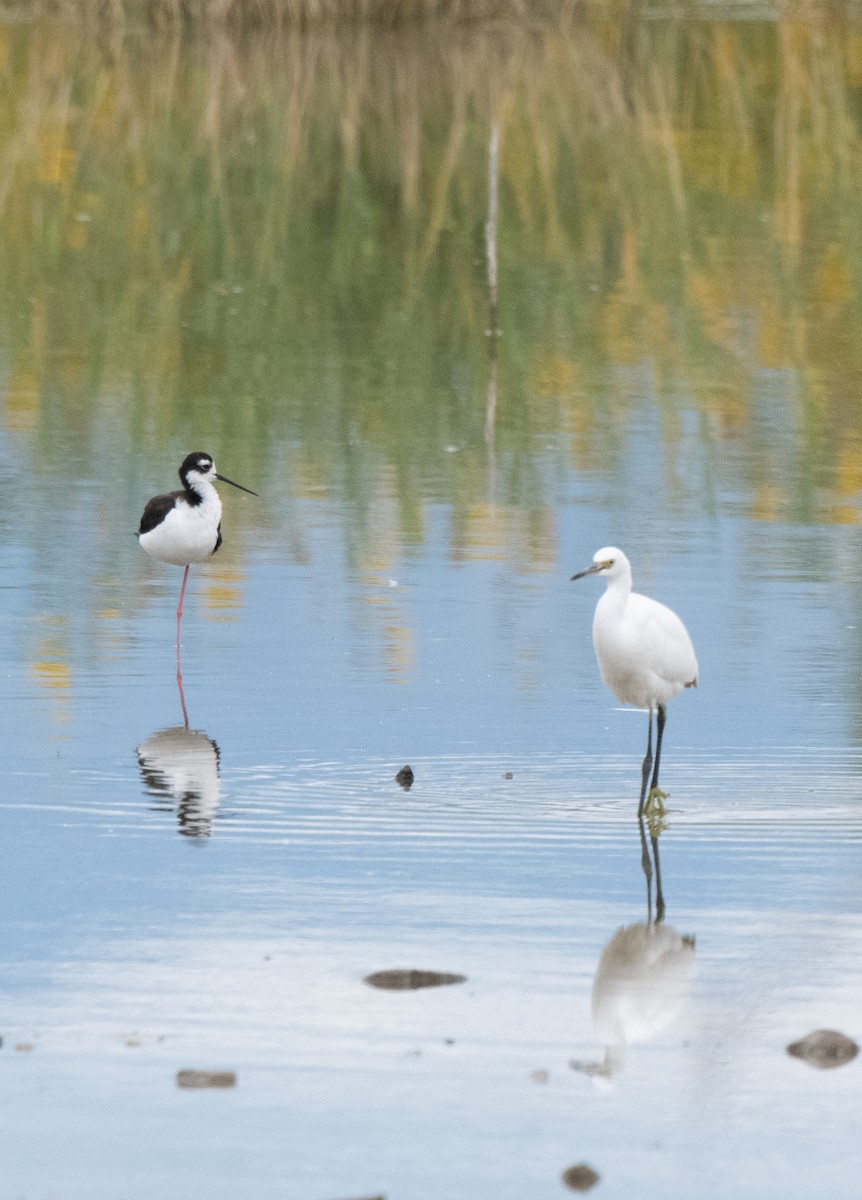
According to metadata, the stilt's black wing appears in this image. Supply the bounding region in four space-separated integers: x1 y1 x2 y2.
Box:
138 490 183 536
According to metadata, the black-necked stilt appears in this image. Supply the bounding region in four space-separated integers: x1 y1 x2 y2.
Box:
138 451 258 637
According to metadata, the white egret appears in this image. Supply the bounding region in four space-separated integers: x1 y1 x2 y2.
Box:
572 547 698 815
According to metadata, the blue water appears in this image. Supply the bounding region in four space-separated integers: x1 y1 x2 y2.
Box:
2 26 862 1192
2 437 861 1197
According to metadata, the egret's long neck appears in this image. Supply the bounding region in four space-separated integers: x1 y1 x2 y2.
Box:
601 563 632 614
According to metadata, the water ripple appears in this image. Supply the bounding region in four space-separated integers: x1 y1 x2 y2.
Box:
7 749 861 849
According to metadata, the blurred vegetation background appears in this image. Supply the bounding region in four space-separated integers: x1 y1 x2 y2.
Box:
2 3 862 568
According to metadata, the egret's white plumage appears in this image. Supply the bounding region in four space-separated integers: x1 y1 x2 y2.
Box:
572 546 698 813
572 921 696 1080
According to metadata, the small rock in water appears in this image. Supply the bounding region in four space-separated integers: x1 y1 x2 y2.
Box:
364 969 466 991
530 1068 550 1084
561 1163 600 1192
504 771 513 780
176 1069 237 1089
786 1029 859 1070
326 1195 385 1200
395 765 414 790
15 1043 34 1053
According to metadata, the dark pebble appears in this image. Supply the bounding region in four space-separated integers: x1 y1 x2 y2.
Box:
395 765 414 790
364 968 466 991
786 1029 859 1069
561 1164 600 1191
176 1069 237 1089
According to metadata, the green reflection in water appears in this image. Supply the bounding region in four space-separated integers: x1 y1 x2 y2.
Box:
2 9 862 562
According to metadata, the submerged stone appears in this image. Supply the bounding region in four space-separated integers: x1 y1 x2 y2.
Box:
364 969 466 991
176 1069 237 1089
561 1163 600 1191
786 1029 859 1070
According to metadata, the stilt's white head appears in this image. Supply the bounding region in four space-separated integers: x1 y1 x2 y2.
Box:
178 451 258 498
179 452 217 493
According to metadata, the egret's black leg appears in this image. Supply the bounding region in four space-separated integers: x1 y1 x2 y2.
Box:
638 708 654 818
638 815 653 921
650 703 667 792
643 704 669 817
651 827 666 924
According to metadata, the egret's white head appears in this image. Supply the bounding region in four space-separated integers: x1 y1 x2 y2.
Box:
571 546 629 582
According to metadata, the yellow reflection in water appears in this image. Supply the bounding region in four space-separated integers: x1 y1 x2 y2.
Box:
201 566 245 620
383 620 414 683
2 8 862 610
835 441 862 501
29 631 71 725
458 503 507 563
750 484 785 524
816 243 853 312
3 370 39 434
38 123 73 188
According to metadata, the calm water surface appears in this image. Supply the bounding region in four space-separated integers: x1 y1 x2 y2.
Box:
1 7 862 1199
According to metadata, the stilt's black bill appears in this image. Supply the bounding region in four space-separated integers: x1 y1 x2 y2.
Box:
215 473 259 497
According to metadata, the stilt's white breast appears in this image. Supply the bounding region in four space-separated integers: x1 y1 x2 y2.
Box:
139 492 222 566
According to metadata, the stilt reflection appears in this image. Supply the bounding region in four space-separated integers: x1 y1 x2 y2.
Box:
571 816 696 1081
137 651 221 838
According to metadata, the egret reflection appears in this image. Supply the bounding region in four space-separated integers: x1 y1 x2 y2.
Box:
137 725 221 838
572 818 696 1082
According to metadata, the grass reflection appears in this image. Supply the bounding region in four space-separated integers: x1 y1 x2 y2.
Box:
2 7 862 577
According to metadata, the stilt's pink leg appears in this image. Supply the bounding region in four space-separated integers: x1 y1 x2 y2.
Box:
176 653 189 729
177 564 190 624
175 565 190 727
